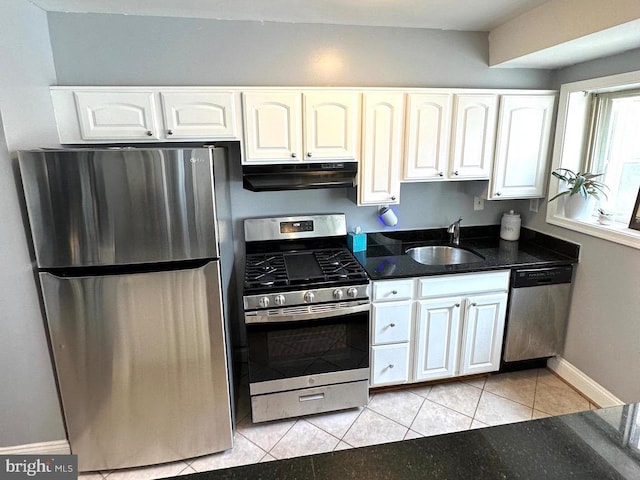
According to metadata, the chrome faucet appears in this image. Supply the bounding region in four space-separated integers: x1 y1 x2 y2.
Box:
447 217 463 245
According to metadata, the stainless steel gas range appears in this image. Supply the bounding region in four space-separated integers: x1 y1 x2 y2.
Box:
242 214 371 423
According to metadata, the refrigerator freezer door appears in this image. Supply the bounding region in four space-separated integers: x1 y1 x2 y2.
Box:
19 148 219 268
40 261 232 471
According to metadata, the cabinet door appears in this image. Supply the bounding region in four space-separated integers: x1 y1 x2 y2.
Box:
73 91 160 140
490 95 556 199
460 293 507 376
372 300 412 345
371 343 410 386
414 297 462 381
403 93 452 181
358 92 405 205
160 91 238 139
242 92 302 162
450 94 498 179
303 92 360 161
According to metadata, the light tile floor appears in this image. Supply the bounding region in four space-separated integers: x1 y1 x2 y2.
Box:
81 368 595 480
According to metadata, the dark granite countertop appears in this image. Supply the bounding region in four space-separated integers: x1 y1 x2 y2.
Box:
176 404 640 479
353 225 580 281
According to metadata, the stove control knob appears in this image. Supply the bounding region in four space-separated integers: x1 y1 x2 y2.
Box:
274 294 286 306
347 287 359 298
304 291 315 303
333 289 344 300
258 296 270 308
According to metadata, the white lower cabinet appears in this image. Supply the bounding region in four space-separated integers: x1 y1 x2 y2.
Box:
414 297 462 381
370 271 509 387
459 292 508 375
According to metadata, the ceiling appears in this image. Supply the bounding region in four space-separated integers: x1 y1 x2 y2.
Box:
28 0 551 32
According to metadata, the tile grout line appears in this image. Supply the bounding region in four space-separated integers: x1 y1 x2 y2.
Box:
405 394 427 438
336 404 368 444
470 379 485 425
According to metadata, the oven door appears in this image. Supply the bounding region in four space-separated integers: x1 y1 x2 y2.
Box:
245 303 370 394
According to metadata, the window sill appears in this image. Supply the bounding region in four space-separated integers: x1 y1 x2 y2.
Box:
547 214 640 250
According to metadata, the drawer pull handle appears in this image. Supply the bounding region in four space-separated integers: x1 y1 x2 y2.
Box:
389 323 396 328
299 393 325 402
388 364 395 369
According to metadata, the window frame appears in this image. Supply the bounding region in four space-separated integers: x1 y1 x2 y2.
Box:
546 70 640 250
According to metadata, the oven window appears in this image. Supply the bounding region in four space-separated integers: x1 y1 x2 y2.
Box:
246 311 369 384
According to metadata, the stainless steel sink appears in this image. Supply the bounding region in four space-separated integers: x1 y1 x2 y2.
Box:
405 245 484 265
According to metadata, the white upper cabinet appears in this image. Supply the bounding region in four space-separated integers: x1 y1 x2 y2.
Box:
242 92 302 162
450 94 498 179
303 92 360 161
160 91 238 139
73 90 160 140
358 92 405 205
489 94 556 199
242 90 360 163
403 93 452 181
51 87 241 143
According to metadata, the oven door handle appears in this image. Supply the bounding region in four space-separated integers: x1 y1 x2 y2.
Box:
245 302 370 324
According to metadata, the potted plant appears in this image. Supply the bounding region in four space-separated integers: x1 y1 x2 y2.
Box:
548 168 609 220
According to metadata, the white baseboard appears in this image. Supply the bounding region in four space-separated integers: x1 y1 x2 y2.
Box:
547 356 625 407
0 440 70 455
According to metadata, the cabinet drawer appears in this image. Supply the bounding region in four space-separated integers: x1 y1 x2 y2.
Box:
371 344 410 386
418 270 509 298
372 301 412 345
372 279 414 301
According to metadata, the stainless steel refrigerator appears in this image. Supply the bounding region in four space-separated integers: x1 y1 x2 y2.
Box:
18 147 234 472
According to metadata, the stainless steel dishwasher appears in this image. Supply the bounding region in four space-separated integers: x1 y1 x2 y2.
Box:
503 265 574 363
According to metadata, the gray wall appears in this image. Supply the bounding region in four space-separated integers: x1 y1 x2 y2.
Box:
0 1 65 447
525 47 640 403
47 13 553 89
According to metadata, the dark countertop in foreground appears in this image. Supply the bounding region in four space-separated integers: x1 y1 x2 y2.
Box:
178 403 640 480
353 225 580 280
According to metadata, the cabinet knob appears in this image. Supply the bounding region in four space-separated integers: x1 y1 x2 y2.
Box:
307 152 312 158
389 323 396 328
495 192 502 197
291 153 297 158
455 303 460 308
146 131 153 136
167 129 173 135
470 302 477 307
391 290 398 295
438 172 444 177
453 170 459 176
391 196 397 201
388 364 395 369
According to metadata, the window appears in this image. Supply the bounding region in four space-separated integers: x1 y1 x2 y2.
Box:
546 70 640 249
589 90 640 224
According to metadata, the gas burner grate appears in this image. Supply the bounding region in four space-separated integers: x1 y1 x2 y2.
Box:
245 253 288 289
314 249 368 282
244 248 368 293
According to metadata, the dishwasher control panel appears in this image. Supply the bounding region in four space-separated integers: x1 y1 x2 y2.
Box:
512 265 573 288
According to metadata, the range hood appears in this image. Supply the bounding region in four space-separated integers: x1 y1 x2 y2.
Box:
242 162 358 192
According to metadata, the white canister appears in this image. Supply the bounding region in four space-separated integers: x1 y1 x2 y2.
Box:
500 210 521 241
